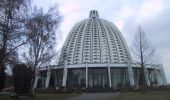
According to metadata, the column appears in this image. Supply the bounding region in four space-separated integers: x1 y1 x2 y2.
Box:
158 64 167 85
108 63 112 88
154 67 162 86
151 71 155 83
86 65 88 88
127 61 134 86
144 68 150 86
62 64 68 87
45 69 51 88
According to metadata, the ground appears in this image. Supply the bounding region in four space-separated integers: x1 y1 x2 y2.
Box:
0 91 170 100
63 93 119 100
0 93 77 100
116 91 170 100
0 92 119 100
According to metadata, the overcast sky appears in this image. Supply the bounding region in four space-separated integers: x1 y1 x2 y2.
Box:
33 0 170 83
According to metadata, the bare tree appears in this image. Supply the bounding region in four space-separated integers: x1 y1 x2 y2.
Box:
23 5 61 69
4 50 19 65
22 5 61 89
23 6 61 92
0 0 30 91
132 26 158 92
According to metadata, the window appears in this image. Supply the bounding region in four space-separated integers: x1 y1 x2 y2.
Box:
114 58 118 60
84 55 89 57
74 59 79 61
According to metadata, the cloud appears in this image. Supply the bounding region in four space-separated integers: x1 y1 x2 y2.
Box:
138 0 165 18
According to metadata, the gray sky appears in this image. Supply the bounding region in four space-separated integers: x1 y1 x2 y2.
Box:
33 0 170 83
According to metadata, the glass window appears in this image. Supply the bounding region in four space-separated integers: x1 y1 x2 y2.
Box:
67 68 86 87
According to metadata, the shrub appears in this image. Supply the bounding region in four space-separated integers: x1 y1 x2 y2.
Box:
13 64 34 94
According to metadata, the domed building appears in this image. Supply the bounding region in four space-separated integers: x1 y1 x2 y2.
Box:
36 10 167 89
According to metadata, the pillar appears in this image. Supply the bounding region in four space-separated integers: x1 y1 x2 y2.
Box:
154 67 162 86
144 68 150 86
45 69 51 88
158 64 167 85
108 63 112 88
86 65 88 88
127 61 134 86
62 64 68 87
151 71 155 83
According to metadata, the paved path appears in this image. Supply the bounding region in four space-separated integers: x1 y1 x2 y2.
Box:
63 92 119 100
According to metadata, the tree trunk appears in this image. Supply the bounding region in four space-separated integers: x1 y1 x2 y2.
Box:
141 64 146 93
0 33 7 92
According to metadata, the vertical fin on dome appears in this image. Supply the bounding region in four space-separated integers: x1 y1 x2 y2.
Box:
89 10 99 18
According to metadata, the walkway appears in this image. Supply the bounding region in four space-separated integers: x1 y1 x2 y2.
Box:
63 92 119 100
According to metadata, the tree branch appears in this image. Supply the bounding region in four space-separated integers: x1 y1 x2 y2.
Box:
6 39 28 56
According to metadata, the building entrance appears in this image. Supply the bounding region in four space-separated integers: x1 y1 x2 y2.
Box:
93 74 104 87
88 68 108 88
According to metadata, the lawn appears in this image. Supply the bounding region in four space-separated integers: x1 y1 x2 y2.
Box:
116 91 170 100
0 93 77 100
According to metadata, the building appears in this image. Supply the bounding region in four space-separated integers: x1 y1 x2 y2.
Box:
35 10 167 89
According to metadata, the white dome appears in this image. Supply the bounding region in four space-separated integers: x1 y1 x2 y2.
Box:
59 10 131 65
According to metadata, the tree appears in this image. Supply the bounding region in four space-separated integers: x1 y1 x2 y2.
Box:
132 27 158 92
23 5 61 70
0 0 30 91
4 50 19 65
22 5 61 89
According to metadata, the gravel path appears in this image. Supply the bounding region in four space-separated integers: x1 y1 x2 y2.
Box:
63 92 119 100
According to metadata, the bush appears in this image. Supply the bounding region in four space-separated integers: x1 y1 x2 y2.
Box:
13 64 34 94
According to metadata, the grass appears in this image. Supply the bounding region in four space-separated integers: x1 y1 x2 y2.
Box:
116 91 170 100
0 93 77 100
